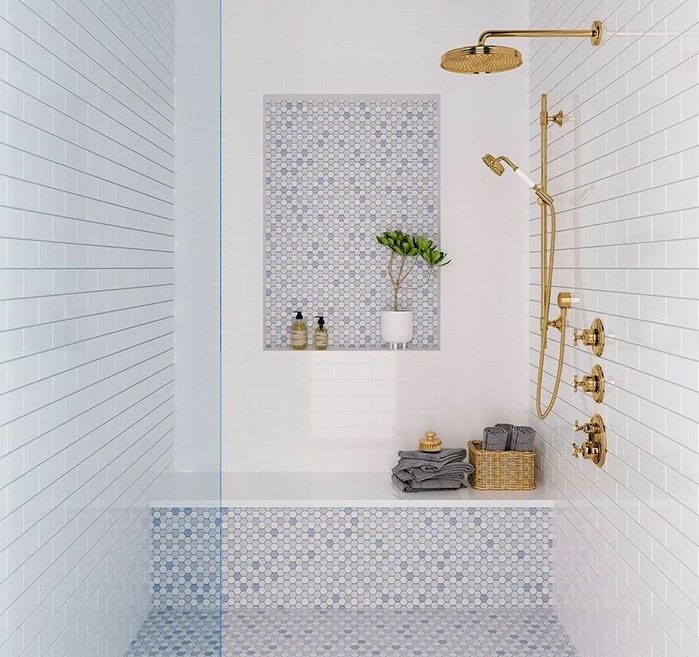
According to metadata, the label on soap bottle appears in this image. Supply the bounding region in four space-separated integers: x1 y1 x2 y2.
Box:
314 330 328 349
291 328 307 349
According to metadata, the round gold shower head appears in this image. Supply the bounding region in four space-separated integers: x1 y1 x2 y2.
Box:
440 44 522 74
482 154 505 176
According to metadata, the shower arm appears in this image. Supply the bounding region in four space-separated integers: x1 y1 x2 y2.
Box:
478 22 603 46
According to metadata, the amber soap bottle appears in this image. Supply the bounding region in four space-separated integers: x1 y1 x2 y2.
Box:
313 315 328 350
291 311 308 350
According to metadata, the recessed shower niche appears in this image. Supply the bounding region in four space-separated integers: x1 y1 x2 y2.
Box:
263 95 441 349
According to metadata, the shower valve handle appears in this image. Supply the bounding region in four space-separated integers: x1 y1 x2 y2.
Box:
573 328 596 345
573 374 597 393
573 365 605 403
572 440 600 460
571 414 607 467
574 420 597 435
573 318 605 356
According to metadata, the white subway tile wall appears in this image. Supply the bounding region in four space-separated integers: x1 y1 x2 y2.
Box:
222 0 532 473
0 1 175 655
528 1 699 656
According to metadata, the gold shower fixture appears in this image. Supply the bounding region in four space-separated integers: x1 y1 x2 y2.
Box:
440 21 603 74
482 94 574 419
573 318 605 356
573 364 605 403
572 414 607 467
446 21 605 420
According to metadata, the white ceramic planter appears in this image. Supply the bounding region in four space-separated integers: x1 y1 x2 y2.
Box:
381 310 414 348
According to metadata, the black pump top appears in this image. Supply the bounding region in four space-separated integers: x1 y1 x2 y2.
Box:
295 311 303 320
315 315 325 329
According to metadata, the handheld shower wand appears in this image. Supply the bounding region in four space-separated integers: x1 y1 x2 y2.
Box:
482 154 553 207
481 98 573 420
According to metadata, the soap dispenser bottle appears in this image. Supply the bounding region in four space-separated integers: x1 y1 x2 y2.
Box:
313 315 328 350
291 311 308 350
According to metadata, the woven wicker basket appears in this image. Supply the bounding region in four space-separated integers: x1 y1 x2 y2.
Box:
468 441 536 491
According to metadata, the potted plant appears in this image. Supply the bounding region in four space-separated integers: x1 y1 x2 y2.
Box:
376 230 450 348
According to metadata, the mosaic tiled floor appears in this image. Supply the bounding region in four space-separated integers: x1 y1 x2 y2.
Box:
125 607 578 656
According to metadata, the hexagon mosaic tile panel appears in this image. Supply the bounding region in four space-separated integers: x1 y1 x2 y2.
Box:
151 507 552 609
126 608 578 657
152 508 222 608
264 95 440 350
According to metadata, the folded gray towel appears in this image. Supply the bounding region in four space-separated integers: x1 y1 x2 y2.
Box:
397 448 467 462
393 462 473 483
391 454 467 474
483 426 508 451
512 426 535 451
392 447 470 492
495 423 515 450
409 462 473 482
391 474 464 492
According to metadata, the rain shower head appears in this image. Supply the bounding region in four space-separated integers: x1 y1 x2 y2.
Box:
440 44 522 74
441 21 603 74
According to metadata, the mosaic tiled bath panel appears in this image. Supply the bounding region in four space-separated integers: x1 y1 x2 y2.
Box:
151 507 552 608
264 95 441 349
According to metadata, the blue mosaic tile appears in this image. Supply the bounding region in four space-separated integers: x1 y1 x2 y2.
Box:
126 607 578 657
264 95 440 349
151 507 552 609
151 508 222 608
125 608 220 656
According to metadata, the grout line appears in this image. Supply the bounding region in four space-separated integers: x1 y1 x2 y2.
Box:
1 325 174 390
533 435 690 657
0 400 173 561
529 347 699 458
1 282 173 302
0 172 174 222
0 110 175 190
0 46 174 156
532 106 699 188
75 0 174 73
10 439 174 656
0 299 173 334
0 77 174 175
69 0 175 88
0 202 175 238
0 351 174 431
17 1 174 111
2 234 174 253
1 376 173 477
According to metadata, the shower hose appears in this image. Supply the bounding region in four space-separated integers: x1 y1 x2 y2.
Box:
535 200 567 420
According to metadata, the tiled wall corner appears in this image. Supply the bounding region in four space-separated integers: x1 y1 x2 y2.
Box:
528 1 699 656
173 0 220 473
0 1 175 655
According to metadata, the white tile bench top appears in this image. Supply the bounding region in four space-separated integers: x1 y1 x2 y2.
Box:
149 471 555 507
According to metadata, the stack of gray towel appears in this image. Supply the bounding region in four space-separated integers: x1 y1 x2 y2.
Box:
482 423 535 451
391 448 474 492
